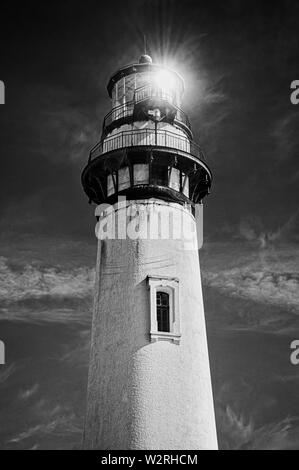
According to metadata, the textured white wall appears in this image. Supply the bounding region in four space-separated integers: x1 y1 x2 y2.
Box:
84 200 218 450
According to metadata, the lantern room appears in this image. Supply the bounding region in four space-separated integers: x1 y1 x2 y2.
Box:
81 55 212 210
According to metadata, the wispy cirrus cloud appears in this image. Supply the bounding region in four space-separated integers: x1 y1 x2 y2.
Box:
0 257 94 303
202 242 299 318
204 268 299 313
0 238 298 330
271 111 299 164
8 412 82 447
0 363 16 385
18 383 39 401
218 403 299 450
0 255 94 324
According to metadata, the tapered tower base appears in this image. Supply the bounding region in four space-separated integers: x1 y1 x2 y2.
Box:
83 200 218 450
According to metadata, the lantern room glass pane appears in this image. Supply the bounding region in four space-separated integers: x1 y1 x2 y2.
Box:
169 167 180 192
125 74 136 102
182 173 189 197
118 167 130 191
151 164 168 186
107 174 115 196
133 164 149 185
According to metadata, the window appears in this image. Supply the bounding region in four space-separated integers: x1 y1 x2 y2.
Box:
156 292 170 332
107 173 117 196
151 164 168 186
147 276 181 344
168 167 180 192
118 167 130 191
181 172 189 197
133 163 149 185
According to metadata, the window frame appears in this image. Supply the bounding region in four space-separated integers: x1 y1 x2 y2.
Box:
147 275 181 344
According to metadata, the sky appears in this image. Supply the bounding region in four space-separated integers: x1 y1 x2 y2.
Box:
0 0 299 449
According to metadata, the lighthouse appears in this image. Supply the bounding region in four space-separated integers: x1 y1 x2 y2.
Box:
82 54 218 450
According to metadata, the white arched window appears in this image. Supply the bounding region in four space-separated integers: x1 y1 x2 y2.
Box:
147 276 181 344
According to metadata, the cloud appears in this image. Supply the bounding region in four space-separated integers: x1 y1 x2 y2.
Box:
8 416 81 445
271 373 299 384
0 363 16 385
204 267 299 314
217 403 299 450
8 399 83 448
237 213 299 245
18 383 39 401
58 330 90 367
0 256 94 302
40 102 99 164
202 243 299 317
271 111 299 164
30 444 39 450
0 238 297 329
0 250 94 324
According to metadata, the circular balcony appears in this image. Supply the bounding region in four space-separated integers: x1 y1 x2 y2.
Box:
82 128 211 207
90 128 203 163
82 144 211 208
102 86 192 139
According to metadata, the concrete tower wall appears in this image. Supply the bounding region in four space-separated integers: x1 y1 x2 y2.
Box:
84 199 218 450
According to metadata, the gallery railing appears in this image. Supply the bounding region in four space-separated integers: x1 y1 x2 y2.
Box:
102 85 191 135
88 128 204 163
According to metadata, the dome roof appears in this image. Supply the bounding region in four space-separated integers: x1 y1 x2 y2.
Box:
138 54 153 64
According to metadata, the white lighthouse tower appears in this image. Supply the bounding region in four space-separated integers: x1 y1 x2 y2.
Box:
82 54 218 450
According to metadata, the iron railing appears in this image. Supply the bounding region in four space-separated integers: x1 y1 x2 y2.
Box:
102 85 191 133
103 101 135 129
89 128 204 163
175 108 191 130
